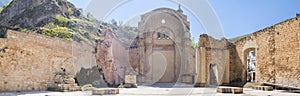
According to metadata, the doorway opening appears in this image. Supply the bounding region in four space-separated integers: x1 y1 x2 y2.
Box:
209 64 218 85
245 49 256 82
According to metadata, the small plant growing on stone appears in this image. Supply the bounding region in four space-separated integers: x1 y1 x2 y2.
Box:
118 83 125 88
81 84 94 91
21 29 29 33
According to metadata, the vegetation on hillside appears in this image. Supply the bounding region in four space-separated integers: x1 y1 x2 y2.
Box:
39 13 101 44
41 23 73 40
228 33 252 43
55 15 69 27
0 0 138 46
0 7 3 13
0 2 9 13
108 19 138 46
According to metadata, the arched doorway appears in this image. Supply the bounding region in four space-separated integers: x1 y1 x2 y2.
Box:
244 48 256 82
209 64 218 85
149 51 175 83
149 45 176 83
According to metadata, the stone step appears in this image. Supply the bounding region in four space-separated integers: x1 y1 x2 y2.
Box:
243 82 263 88
92 88 119 95
253 86 273 91
217 87 243 94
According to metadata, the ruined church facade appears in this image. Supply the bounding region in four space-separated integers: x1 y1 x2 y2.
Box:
129 7 233 85
129 7 197 84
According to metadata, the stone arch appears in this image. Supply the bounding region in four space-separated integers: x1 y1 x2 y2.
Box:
139 8 188 35
242 40 258 83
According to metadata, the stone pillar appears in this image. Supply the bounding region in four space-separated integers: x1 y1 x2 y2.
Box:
222 49 230 84
175 44 181 80
146 45 152 81
137 40 145 83
138 45 144 75
195 47 207 86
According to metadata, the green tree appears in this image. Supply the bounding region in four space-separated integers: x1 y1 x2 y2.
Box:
191 37 198 49
0 7 3 13
3 4 8 8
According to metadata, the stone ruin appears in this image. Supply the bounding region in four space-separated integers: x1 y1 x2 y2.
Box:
51 68 80 92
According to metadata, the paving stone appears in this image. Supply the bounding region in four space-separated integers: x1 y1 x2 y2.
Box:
217 87 243 94
92 88 119 95
253 86 273 91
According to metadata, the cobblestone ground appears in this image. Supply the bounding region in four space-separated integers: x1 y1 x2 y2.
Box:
1 84 299 96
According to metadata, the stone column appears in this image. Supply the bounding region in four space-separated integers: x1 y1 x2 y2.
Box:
222 49 230 84
195 47 207 86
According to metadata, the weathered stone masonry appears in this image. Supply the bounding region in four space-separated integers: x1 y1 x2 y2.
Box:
195 34 232 86
0 30 98 91
235 15 300 88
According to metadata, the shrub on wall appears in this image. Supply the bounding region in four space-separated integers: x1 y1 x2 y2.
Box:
55 15 69 27
42 26 73 40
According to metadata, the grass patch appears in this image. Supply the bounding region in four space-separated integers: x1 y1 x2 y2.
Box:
70 17 97 27
41 25 73 40
55 15 69 26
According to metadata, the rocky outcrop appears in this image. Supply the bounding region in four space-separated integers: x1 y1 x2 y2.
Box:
0 0 81 30
0 0 137 92
0 0 103 46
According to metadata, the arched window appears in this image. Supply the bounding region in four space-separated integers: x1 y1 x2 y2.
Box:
157 32 161 39
157 31 171 39
165 32 170 39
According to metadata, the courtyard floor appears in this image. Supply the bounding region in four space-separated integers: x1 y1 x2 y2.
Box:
1 84 299 96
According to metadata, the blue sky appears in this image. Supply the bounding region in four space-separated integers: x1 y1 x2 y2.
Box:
69 0 300 39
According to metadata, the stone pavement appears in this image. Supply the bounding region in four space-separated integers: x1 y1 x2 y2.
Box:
0 84 299 96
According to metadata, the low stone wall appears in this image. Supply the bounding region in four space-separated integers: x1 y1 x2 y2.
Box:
0 30 99 92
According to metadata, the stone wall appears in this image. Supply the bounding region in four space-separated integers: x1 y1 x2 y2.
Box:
195 34 231 86
0 30 99 92
96 31 130 86
227 43 245 86
273 16 300 87
234 15 300 88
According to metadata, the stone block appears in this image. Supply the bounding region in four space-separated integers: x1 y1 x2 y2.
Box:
124 83 137 88
182 75 194 84
253 86 273 91
194 83 206 87
217 87 243 94
92 88 119 95
125 75 137 84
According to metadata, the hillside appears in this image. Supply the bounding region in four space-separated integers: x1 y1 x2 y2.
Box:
0 0 137 46
0 0 10 13
0 0 103 45
228 33 252 43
